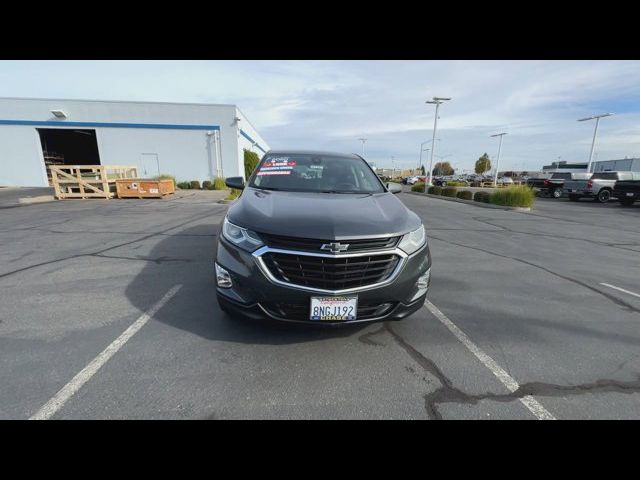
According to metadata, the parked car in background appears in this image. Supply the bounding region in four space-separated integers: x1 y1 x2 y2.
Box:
496 177 514 185
612 175 640 206
564 171 640 203
407 176 420 185
527 172 589 198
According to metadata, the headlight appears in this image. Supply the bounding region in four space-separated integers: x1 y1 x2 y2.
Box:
398 224 426 255
222 217 264 252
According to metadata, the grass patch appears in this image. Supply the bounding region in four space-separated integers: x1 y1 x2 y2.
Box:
213 176 226 190
490 185 536 208
443 180 468 187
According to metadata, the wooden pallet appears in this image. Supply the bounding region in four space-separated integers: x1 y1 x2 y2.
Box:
115 179 175 198
49 165 138 199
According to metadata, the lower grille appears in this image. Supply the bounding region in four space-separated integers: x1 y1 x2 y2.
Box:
262 252 400 290
262 301 396 321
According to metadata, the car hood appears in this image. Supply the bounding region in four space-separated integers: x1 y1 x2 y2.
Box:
226 188 421 240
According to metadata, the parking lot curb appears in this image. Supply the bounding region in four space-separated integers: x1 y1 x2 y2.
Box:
405 191 532 212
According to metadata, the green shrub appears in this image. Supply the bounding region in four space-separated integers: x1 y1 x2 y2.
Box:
474 191 490 203
444 180 468 187
190 180 201 190
176 181 190 189
442 187 458 197
428 186 442 195
490 185 536 208
243 149 260 180
213 177 226 190
411 183 426 192
225 188 242 201
155 174 176 188
202 180 212 190
457 190 473 200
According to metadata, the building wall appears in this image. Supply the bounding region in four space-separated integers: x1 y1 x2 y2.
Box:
0 97 269 186
593 158 640 172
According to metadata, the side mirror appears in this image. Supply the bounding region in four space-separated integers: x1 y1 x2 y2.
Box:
225 176 245 190
386 182 402 194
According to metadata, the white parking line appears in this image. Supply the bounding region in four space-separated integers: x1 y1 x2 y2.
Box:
30 285 182 420
423 300 556 420
600 283 640 300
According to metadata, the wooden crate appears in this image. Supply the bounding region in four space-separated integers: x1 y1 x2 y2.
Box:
50 165 138 199
115 179 175 199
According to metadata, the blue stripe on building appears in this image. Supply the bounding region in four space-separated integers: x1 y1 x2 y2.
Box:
239 129 267 154
0 119 220 130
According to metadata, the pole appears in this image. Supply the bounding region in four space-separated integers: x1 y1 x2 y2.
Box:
586 117 600 173
428 102 440 186
359 138 367 157
493 134 504 187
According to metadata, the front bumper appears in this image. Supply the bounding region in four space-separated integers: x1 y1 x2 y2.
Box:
215 236 431 325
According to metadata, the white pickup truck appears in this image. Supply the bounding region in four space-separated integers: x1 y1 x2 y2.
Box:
564 171 640 203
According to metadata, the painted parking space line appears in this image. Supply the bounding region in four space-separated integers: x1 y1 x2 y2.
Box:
600 283 640 300
423 300 556 420
29 285 183 420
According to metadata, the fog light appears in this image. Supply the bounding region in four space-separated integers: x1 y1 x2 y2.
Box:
215 262 233 288
416 268 431 289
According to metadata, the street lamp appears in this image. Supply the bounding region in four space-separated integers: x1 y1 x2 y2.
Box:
578 113 614 172
418 138 440 169
490 133 508 187
426 97 451 186
358 138 368 157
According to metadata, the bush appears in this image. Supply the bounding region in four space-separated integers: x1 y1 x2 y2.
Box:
428 186 442 195
176 181 190 190
474 191 490 203
411 183 426 192
202 180 212 190
243 149 260 180
456 190 473 200
442 187 458 197
155 174 176 188
444 180 468 187
213 176 226 190
190 180 201 190
225 188 242 201
490 185 536 208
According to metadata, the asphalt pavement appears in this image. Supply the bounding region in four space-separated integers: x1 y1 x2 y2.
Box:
1 190 639 419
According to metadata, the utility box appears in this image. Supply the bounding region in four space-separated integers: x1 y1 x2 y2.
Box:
115 179 175 199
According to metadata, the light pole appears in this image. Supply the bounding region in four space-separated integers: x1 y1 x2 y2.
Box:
425 97 451 186
578 113 613 172
358 138 368 157
490 133 507 187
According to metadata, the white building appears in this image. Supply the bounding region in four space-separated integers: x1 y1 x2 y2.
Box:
0 97 270 187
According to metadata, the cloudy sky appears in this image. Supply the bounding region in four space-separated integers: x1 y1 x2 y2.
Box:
2 60 640 172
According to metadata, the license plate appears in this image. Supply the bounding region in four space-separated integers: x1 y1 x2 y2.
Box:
310 296 357 321
627 193 634 197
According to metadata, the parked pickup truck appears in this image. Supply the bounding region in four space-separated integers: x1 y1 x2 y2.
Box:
527 172 590 199
612 175 640 206
564 171 639 203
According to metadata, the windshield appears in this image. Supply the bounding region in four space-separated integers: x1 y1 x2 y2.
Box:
249 154 385 193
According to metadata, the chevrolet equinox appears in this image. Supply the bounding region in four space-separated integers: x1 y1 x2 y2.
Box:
215 150 431 324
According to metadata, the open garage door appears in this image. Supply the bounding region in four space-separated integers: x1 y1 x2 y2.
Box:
37 128 101 185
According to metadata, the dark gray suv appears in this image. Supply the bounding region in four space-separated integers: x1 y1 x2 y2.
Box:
215 150 431 325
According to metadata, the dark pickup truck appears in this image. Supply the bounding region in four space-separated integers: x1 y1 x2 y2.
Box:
527 172 591 199
613 177 640 206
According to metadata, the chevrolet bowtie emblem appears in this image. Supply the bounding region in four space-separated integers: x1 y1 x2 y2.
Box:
320 242 350 253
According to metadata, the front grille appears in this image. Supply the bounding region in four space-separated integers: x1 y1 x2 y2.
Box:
262 252 400 290
259 233 400 253
262 301 396 321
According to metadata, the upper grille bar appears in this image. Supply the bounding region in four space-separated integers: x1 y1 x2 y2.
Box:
258 233 400 253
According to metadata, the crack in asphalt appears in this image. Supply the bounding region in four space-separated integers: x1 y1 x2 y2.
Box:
427 234 640 315
91 254 193 264
0 207 225 280
365 323 640 420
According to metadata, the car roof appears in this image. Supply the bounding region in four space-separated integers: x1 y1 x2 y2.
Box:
264 149 361 159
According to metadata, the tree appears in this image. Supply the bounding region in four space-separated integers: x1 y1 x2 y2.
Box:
243 149 260 180
475 153 491 175
420 165 426 176
432 161 454 176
